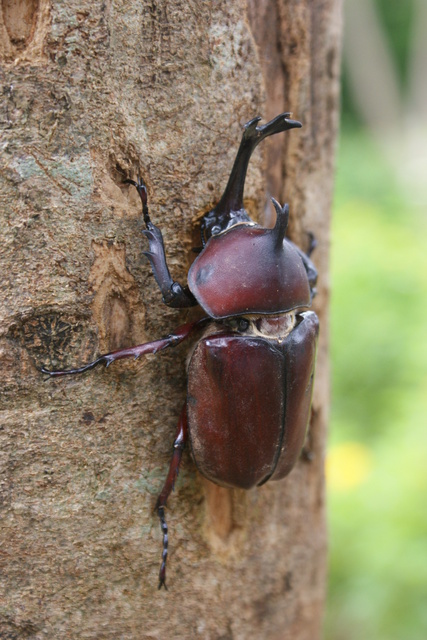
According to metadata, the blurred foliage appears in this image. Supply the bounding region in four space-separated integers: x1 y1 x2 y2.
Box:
325 128 427 640
375 0 415 84
342 0 415 126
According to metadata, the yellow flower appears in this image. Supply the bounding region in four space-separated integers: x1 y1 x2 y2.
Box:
326 441 373 491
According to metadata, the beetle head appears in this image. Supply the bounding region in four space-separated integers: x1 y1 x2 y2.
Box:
201 206 254 243
200 113 301 244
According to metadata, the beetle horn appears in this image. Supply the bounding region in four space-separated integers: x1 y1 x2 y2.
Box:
271 198 289 249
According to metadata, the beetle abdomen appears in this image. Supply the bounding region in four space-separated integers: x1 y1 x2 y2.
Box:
187 311 319 489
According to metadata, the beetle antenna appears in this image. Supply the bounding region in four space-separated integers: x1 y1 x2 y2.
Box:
271 198 289 249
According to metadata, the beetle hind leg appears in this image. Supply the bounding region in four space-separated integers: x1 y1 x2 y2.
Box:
155 404 188 589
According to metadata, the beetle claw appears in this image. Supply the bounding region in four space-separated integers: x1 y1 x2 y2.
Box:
142 226 163 243
141 229 153 240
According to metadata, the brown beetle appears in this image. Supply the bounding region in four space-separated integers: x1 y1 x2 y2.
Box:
42 113 319 589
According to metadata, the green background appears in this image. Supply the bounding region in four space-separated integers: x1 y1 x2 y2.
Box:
325 1 427 638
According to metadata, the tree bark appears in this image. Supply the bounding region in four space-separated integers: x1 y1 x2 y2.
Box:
0 1 341 638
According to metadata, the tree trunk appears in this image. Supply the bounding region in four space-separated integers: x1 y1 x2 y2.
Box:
0 1 341 638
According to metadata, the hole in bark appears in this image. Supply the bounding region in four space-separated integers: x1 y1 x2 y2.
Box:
2 0 39 49
102 294 131 351
107 144 142 193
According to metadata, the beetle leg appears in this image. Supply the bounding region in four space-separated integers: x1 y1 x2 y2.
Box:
40 318 209 377
126 177 197 309
290 241 318 299
155 403 188 590
124 178 151 227
306 232 317 258
141 225 197 308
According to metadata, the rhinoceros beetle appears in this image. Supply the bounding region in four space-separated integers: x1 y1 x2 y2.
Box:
42 112 319 589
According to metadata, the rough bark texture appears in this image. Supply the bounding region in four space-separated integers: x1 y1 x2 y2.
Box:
0 1 341 638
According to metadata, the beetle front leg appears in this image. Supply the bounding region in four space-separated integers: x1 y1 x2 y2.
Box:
127 178 197 309
155 404 188 590
142 224 196 308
